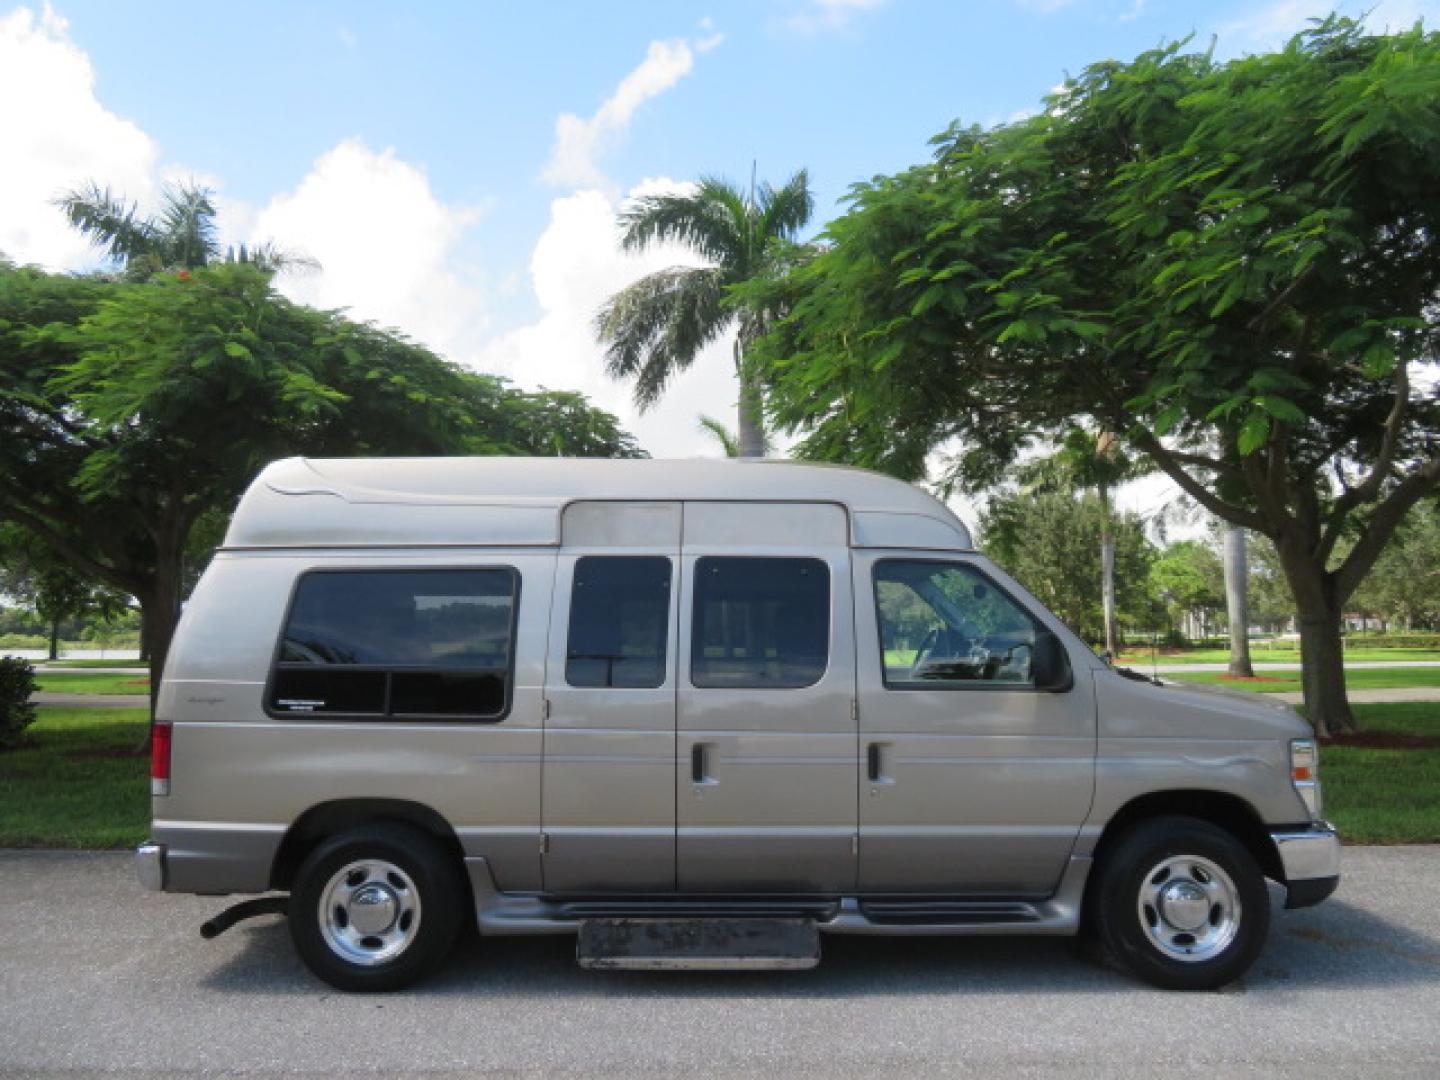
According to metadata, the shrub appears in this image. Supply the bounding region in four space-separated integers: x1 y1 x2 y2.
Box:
0 656 38 749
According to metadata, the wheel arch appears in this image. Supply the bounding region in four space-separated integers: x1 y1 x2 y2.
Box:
1090 789 1284 884
269 798 468 893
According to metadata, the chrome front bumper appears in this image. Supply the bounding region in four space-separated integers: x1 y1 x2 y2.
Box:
1271 821 1340 908
135 842 167 892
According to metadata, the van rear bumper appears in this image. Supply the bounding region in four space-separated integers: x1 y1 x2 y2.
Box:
135 842 166 891
1271 821 1341 909
138 823 284 894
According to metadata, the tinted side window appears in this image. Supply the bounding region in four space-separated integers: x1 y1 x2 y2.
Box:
566 556 672 688
270 568 517 718
873 560 1047 688
691 557 829 689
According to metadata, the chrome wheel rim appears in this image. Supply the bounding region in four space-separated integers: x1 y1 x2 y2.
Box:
1136 854 1240 963
318 859 422 966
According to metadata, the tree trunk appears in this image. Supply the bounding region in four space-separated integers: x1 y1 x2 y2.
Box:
1271 531 1357 737
133 556 183 752
1098 484 1118 657
48 617 60 662
1223 525 1253 677
735 342 766 458
1297 608 1355 738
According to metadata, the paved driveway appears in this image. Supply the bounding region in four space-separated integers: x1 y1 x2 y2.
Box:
2 848 1439 1077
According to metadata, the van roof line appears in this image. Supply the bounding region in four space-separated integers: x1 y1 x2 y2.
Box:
222 456 975 551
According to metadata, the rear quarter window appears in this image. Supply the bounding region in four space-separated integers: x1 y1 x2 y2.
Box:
268 568 519 720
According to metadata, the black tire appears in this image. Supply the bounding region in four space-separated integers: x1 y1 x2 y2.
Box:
1089 816 1270 991
288 823 465 992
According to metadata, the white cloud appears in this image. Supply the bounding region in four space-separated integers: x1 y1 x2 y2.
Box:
0 4 158 269
251 139 491 361
1119 0 1147 22
478 179 743 458
541 33 721 191
787 0 889 33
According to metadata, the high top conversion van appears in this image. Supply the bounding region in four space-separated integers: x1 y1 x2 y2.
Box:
137 457 1338 991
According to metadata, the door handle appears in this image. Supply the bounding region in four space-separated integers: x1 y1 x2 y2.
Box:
867 742 881 782
691 743 709 784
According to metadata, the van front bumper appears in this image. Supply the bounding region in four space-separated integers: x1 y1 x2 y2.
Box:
1271 821 1340 909
135 842 166 892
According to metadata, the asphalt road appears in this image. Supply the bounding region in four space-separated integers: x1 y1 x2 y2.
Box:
2 848 1438 1078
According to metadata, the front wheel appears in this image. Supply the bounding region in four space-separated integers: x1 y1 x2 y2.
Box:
289 823 465 992
1090 816 1270 991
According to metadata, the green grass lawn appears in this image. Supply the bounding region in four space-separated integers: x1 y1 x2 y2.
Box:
1163 666 1440 695
34 672 150 695
0 707 150 848
1324 703 1440 844
1115 646 1440 665
1 702 1435 849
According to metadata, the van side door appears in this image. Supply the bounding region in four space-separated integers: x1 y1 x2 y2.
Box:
853 552 1097 895
676 501 858 893
540 502 681 892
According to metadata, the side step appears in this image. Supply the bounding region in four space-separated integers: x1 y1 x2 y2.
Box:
577 918 821 971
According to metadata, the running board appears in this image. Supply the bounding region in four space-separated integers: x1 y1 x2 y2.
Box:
858 899 1044 925
559 898 839 921
464 855 1094 939
577 918 820 971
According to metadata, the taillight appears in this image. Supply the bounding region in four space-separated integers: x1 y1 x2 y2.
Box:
151 722 172 796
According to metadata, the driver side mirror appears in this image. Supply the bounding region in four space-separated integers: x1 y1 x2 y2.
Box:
1031 630 1072 691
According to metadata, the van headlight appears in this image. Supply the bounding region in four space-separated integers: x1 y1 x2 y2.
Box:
1290 738 1321 819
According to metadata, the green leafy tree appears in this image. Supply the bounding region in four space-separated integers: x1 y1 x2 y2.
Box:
0 524 130 660
1017 427 1148 656
0 261 640 713
980 489 1159 643
1346 501 1440 630
1150 541 1226 644
750 20 1440 734
597 171 813 457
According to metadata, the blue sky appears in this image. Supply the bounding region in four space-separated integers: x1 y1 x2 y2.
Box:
2 0 1436 468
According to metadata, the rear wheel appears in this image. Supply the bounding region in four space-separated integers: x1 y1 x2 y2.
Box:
1090 816 1270 991
289 823 465 992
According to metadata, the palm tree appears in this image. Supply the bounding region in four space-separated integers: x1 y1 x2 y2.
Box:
1222 524 1254 677
56 180 311 278
596 170 813 457
697 414 740 458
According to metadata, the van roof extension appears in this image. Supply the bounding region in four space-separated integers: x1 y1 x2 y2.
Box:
223 457 974 551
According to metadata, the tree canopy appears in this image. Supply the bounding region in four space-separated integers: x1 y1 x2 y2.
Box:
0 259 640 700
750 18 1440 734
